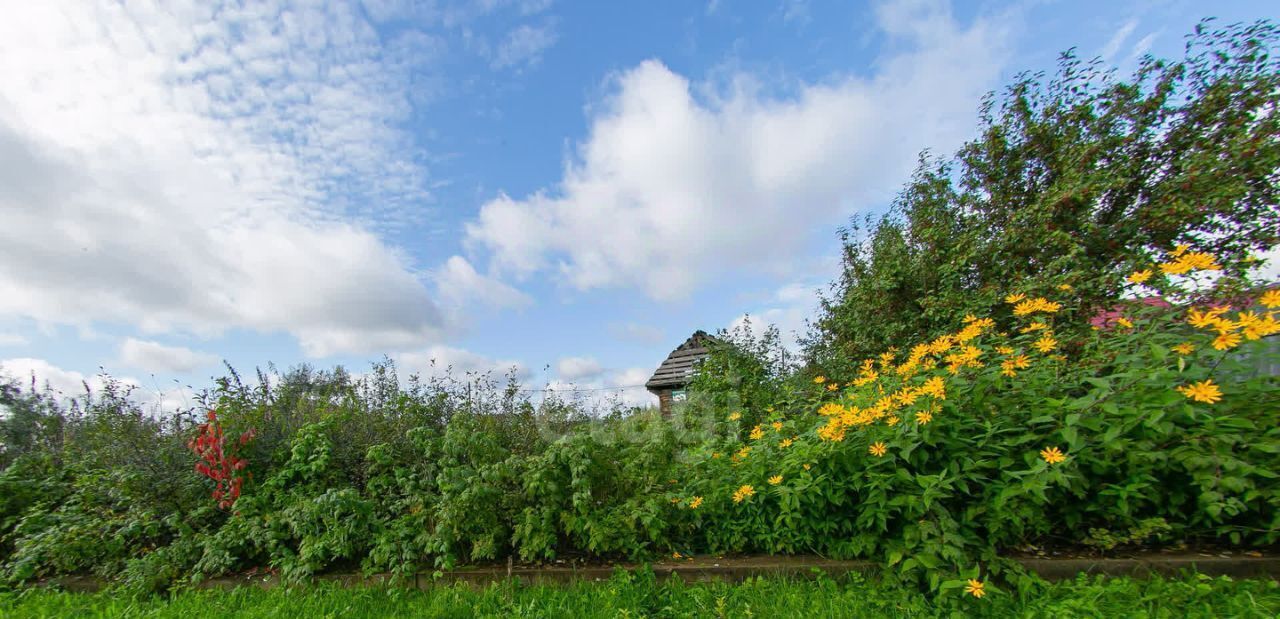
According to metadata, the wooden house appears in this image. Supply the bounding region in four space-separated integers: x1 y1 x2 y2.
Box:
646 330 717 416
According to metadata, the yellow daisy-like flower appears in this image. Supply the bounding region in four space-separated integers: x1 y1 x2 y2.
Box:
1187 309 1219 329
920 376 946 400
1127 269 1153 284
1159 260 1193 275
1260 289 1280 309
996 345 1014 355
1040 446 1066 464
818 402 845 417
670 497 681 504
826 383 838 391
732 485 755 503
1005 293 1026 304
711 452 722 459
749 426 764 440
1116 317 1134 329
1180 252 1222 271
767 475 783 485
1172 343 1195 355
869 442 887 457
965 579 986 599
1212 332 1241 351
802 463 811 471
771 421 783 431
728 411 742 421
813 375 826 384
673 551 682 559
779 437 794 449
963 314 978 323
1034 335 1057 353
915 410 933 424
1176 379 1223 404
1171 243 1190 257
1058 283 1073 291
885 415 900 427
1020 321 1048 334
688 496 703 509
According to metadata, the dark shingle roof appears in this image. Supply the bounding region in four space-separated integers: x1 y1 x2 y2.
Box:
645 330 717 391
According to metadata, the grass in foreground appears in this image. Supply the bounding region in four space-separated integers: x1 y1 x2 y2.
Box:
1 572 1277 618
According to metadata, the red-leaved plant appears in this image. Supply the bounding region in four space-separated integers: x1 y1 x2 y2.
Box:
187 410 255 509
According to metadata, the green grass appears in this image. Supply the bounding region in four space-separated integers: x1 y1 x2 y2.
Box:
1 572 1277 618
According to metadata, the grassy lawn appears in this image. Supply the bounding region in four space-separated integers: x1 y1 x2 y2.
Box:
1 572 1277 618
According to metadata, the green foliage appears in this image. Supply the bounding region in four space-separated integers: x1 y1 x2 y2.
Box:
807 19 1280 374
3 573 1280 618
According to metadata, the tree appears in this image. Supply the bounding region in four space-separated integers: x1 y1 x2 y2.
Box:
806 19 1280 375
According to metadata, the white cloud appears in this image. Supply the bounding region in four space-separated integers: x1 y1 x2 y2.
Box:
433 255 532 319
1101 18 1138 61
119 338 219 374
609 322 666 345
556 356 603 380
0 357 195 414
394 345 530 380
0 333 27 347
0 1 449 357
491 22 558 69
465 0 1014 300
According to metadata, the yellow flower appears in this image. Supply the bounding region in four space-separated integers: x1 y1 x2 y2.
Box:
826 383 838 391
733 446 751 462
965 579 986 598
885 415 900 426
689 496 703 509
711 452 722 459
1176 379 1223 404
749 426 764 440
1034 335 1057 353
779 437 794 449
996 345 1014 355
1180 252 1222 271
1058 283 1073 291
813 375 826 384
1013 297 1061 316
869 442 887 457
1020 321 1049 334
728 411 741 421
673 551 682 559
1040 446 1066 464
920 376 946 400
802 463 811 471
1159 260 1193 275
1172 343 1195 355
915 410 933 424
1187 309 1219 329
1005 293 1026 304
732 485 755 503
818 402 844 416
1212 332 1241 351
1116 317 1133 329
767 475 783 485
771 421 783 431
670 497 681 504
1171 243 1190 257
963 313 978 323
1127 269 1153 284
1260 289 1280 309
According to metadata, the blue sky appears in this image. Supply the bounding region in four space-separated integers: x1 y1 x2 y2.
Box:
1 0 1275 411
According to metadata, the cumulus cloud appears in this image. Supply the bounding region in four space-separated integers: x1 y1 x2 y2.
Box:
556 356 603 380
119 338 219 374
0 1 454 357
0 357 195 413
465 0 1013 300
432 255 532 321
